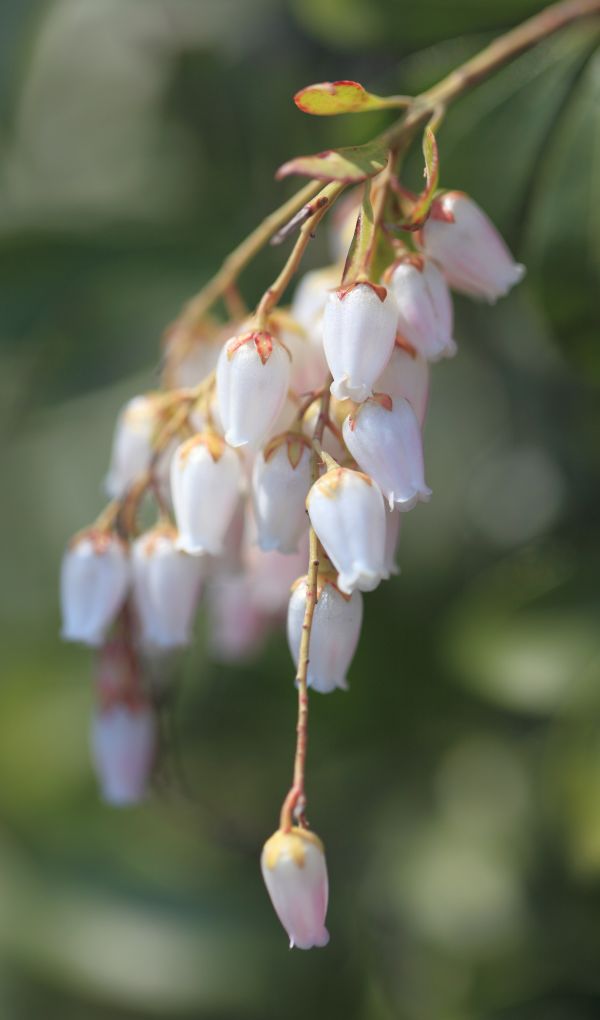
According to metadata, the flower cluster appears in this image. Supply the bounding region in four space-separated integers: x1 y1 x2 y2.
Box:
60 114 524 948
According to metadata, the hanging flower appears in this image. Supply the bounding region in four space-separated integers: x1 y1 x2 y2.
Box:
386 254 456 362
421 191 525 302
170 433 244 556
60 530 130 646
105 393 167 499
376 339 429 426
261 827 329 950
252 433 313 553
91 701 157 806
323 281 397 402
216 330 291 448
287 572 363 693
131 523 204 649
307 467 387 594
343 395 431 511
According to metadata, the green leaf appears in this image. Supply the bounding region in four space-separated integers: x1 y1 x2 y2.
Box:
400 24 600 369
523 47 600 372
402 125 440 228
342 183 375 282
276 140 388 184
294 79 405 116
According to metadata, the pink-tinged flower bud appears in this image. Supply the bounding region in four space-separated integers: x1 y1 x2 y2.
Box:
343 395 431 511
287 574 363 693
105 393 166 499
376 341 429 426
162 316 223 388
323 282 397 402
131 524 203 649
421 191 525 302
91 702 156 806
307 468 386 594
386 255 456 362
170 434 243 556
61 531 130 646
216 330 291 448
261 827 329 950
206 574 270 662
383 506 402 578
252 433 312 554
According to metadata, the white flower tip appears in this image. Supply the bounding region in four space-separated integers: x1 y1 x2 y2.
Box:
175 536 217 557
337 568 382 595
60 626 103 647
256 530 299 555
101 786 147 808
224 430 249 448
291 927 330 950
330 376 371 403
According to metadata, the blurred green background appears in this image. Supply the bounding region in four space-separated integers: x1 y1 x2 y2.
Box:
1 1 600 1017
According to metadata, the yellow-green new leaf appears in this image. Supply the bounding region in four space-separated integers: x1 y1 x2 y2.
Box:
402 126 440 229
276 141 388 185
294 79 408 116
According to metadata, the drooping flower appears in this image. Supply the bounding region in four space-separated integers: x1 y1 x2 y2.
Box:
376 340 429 427
170 433 243 556
386 254 456 362
216 330 291 448
206 573 271 663
261 827 329 950
421 191 525 302
343 395 431 511
252 433 313 554
131 523 204 649
161 315 224 388
287 572 363 693
290 265 340 346
323 281 397 402
60 530 130 646
105 393 166 499
306 467 387 594
91 702 157 806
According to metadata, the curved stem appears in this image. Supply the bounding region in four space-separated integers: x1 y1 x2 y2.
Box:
176 0 599 332
180 180 320 329
255 182 344 328
280 388 331 832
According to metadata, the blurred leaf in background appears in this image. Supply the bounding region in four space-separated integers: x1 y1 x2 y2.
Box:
1 1 600 1019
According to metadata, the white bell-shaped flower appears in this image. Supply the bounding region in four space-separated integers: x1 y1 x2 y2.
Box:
387 255 456 362
261 827 329 950
421 191 525 302
131 524 204 649
61 531 130 646
252 433 312 554
91 702 156 806
105 393 165 499
170 433 243 556
307 467 387 594
323 281 398 402
206 574 270 662
343 395 431 511
287 573 363 693
162 316 224 388
291 265 340 344
216 330 291 448
376 342 429 426
383 506 402 578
